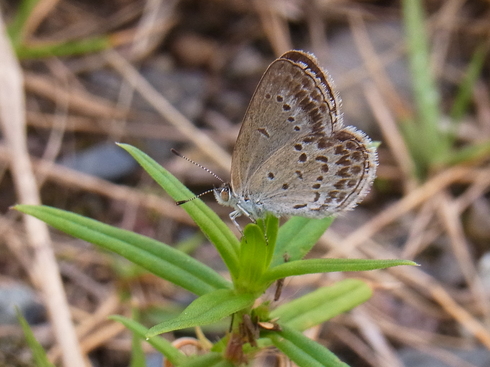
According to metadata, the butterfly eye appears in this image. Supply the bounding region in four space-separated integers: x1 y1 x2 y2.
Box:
220 188 230 202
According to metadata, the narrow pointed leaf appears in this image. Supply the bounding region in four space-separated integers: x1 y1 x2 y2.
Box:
450 44 488 124
403 0 446 171
16 308 55 367
118 144 240 277
147 289 255 337
273 217 334 266
130 332 145 367
271 279 371 331
16 38 111 59
264 215 279 249
263 258 418 282
181 353 234 367
7 0 39 46
265 325 349 367
439 140 490 167
15 205 230 295
237 224 269 290
111 316 185 366
263 215 280 270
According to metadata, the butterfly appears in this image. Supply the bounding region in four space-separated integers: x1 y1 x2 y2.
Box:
211 50 377 229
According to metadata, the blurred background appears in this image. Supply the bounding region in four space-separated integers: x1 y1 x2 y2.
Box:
0 0 489 366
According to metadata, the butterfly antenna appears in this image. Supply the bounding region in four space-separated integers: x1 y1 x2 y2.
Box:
175 188 215 205
171 149 225 183
171 149 225 206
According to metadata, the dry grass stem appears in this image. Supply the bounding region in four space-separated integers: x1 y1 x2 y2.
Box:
324 228 490 349
332 324 380 367
437 192 490 321
429 0 465 79
253 0 292 57
351 307 403 367
0 15 85 367
325 165 474 257
0 145 193 224
401 199 438 258
106 50 232 171
363 82 417 192
48 293 120 362
349 12 410 118
23 0 61 39
24 72 125 119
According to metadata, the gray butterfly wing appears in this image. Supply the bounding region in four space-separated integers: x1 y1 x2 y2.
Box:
230 51 343 193
246 126 377 218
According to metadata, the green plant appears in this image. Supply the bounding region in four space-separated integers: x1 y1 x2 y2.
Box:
16 308 55 367
15 144 416 366
8 0 112 59
401 0 490 179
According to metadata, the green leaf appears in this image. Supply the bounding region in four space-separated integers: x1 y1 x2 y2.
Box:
15 205 230 295
236 223 270 291
438 138 490 167
146 289 255 337
399 118 425 179
265 325 349 367
403 0 447 174
180 353 234 367
110 316 185 366
15 37 111 59
264 214 280 268
16 308 55 367
8 0 112 59
118 144 240 279
273 216 334 266
264 215 279 248
130 328 146 367
263 258 418 283
129 309 146 367
7 0 39 46
450 44 488 124
271 279 372 331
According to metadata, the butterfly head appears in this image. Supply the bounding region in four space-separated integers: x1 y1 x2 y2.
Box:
213 183 236 208
214 184 266 227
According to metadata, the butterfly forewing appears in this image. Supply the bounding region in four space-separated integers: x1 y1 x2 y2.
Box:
231 51 342 193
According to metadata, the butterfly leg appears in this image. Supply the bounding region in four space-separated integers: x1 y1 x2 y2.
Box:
229 210 243 233
230 203 257 233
